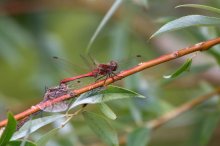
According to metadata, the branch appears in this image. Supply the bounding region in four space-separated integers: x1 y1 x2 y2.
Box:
146 87 220 129
117 87 220 145
0 37 220 128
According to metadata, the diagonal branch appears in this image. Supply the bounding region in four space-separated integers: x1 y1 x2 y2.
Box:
146 87 220 129
0 37 220 128
117 87 220 145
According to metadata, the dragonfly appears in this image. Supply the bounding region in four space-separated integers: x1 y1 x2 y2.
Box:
55 54 143 85
38 83 70 112
17 84 71 129
38 56 119 113
60 60 118 84
16 111 40 130
39 55 120 112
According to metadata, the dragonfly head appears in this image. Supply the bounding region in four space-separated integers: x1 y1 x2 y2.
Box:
110 61 118 71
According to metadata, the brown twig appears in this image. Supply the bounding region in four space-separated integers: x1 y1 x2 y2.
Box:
116 87 220 145
146 87 220 130
0 37 220 128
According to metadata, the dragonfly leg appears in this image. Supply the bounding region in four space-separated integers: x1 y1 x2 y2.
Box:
95 75 105 82
44 86 48 93
103 74 110 86
82 104 87 108
16 116 30 130
112 72 122 78
39 110 43 118
16 111 42 130
51 102 56 112
65 98 75 113
109 73 115 82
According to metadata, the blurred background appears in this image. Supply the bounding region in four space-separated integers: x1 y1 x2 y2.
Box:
0 0 220 146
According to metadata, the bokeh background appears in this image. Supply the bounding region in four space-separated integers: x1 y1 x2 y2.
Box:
0 0 220 146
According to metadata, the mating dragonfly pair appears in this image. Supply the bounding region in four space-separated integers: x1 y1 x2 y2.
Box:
40 54 143 112
39 59 119 112
16 59 118 129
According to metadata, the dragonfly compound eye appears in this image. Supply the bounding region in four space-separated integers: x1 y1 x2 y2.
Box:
110 61 118 71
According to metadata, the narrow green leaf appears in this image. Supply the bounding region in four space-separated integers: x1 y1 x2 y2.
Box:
110 22 128 60
12 114 65 140
198 26 220 65
150 15 220 39
36 128 60 146
86 0 123 53
70 85 145 109
0 112 17 146
199 81 219 107
191 110 220 146
176 4 220 14
100 86 145 98
127 127 151 146
129 100 143 125
163 58 192 79
208 49 220 65
0 16 34 48
7 140 36 146
83 111 118 146
99 103 117 120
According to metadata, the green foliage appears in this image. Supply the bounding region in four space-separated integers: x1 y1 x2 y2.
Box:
83 111 119 146
163 58 192 79
0 112 17 146
191 110 220 146
12 114 65 140
198 26 220 66
128 100 143 125
176 4 220 14
127 127 151 146
69 85 145 109
86 0 123 53
150 15 220 38
99 103 117 120
7 140 36 146
36 128 60 146
208 49 220 65
1 1 220 146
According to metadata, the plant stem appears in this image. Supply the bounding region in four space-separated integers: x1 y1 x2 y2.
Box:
116 87 220 145
146 87 220 129
0 37 220 128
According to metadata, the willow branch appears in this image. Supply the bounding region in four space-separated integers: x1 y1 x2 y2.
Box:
0 37 220 128
116 87 220 145
146 87 220 129
91 88 220 145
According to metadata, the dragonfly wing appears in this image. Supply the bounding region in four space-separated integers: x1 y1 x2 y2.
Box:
41 101 69 112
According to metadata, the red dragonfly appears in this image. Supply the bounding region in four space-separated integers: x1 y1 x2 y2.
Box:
59 58 119 84
38 83 70 112
17 84 70 129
